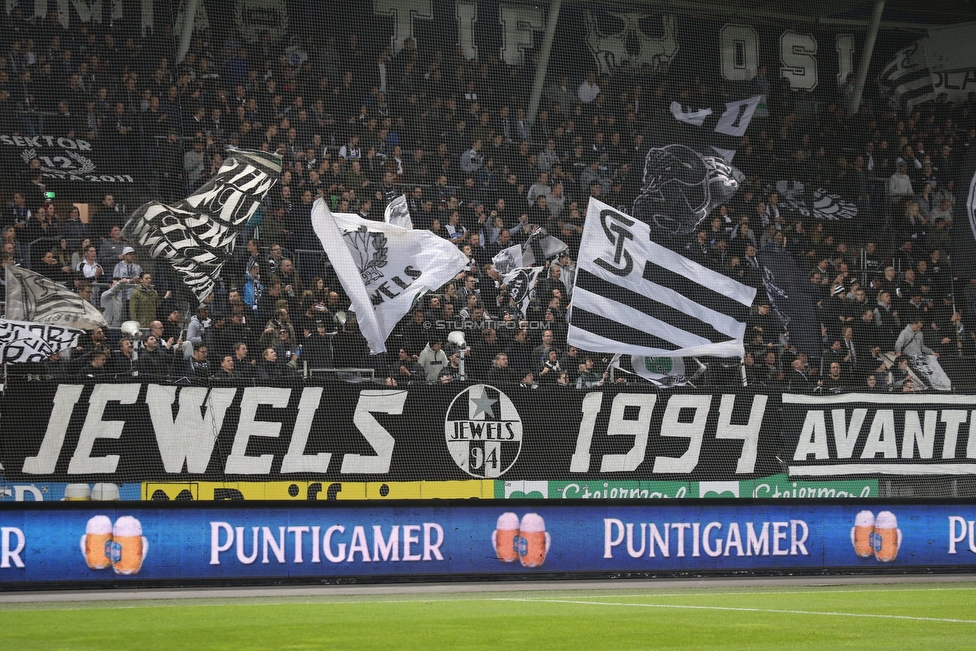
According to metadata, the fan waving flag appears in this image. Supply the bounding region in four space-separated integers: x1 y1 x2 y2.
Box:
491 229 568 275
568 199 756 358
123 150 281 303
312 198 470 353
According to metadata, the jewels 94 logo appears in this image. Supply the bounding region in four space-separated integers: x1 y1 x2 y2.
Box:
444 385 523 478
344 226 388 284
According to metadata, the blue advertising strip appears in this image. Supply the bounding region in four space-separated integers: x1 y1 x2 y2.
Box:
1 502 976 585
0 483 142 502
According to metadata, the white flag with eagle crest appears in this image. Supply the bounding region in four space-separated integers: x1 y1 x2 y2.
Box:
312 198 469 353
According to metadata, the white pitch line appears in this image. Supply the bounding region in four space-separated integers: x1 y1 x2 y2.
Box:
3 586 976 612
491 598 976 625
556 586 976 599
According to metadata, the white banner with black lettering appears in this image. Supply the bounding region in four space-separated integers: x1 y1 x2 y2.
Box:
0 319 82 363
786 393 976 476
123 150 281 303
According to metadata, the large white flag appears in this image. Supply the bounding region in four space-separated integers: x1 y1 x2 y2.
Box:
5 266 106 331
312 198 469 353
568 199 756 358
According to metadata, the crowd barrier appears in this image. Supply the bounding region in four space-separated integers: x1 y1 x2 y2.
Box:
1 499 975 588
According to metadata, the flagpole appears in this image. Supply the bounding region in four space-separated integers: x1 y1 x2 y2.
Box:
946 249 961 357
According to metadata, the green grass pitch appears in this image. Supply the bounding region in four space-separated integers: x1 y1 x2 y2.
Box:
2 582 976 650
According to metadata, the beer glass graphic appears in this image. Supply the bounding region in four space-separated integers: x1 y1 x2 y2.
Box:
515 513 551 568
109 516 149 575
64 484 91 501
872 511 902 563
492 512 520 562
850 510 876 558
80 515 113 570
91 483 120 501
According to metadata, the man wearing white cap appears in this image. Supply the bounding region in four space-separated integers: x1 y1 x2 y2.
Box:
112 246 142 304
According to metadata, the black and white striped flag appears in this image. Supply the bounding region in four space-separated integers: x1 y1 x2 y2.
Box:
876 34 976 114
568 199 756 358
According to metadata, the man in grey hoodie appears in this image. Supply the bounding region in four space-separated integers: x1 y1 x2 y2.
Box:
417 336 449 382
894 319 937 358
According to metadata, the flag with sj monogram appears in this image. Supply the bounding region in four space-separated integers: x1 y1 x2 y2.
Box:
568 199 756 358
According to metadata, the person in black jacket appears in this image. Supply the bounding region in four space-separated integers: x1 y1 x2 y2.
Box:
821 361 849 393
135 334 172 379
333 314 369 368
76 349 111 380
109 338 137 378
302 320 334 370
389 347 425 384
503 327 533 378
788 358 815 392
175 343 210 385
232 342 257 382
211 354 242 384
36 249 71 285
488 352 519 384
874 290 901 352
256 347 287 382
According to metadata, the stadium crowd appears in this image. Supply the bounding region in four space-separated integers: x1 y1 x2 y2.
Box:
1 9 976 391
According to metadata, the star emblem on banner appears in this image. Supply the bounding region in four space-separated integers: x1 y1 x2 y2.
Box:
470 388 497 419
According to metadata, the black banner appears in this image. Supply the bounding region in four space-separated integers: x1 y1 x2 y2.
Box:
6 383 976 485
0 134 138 193
0 381 782 483
757 243 822 362
784 393 976 477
